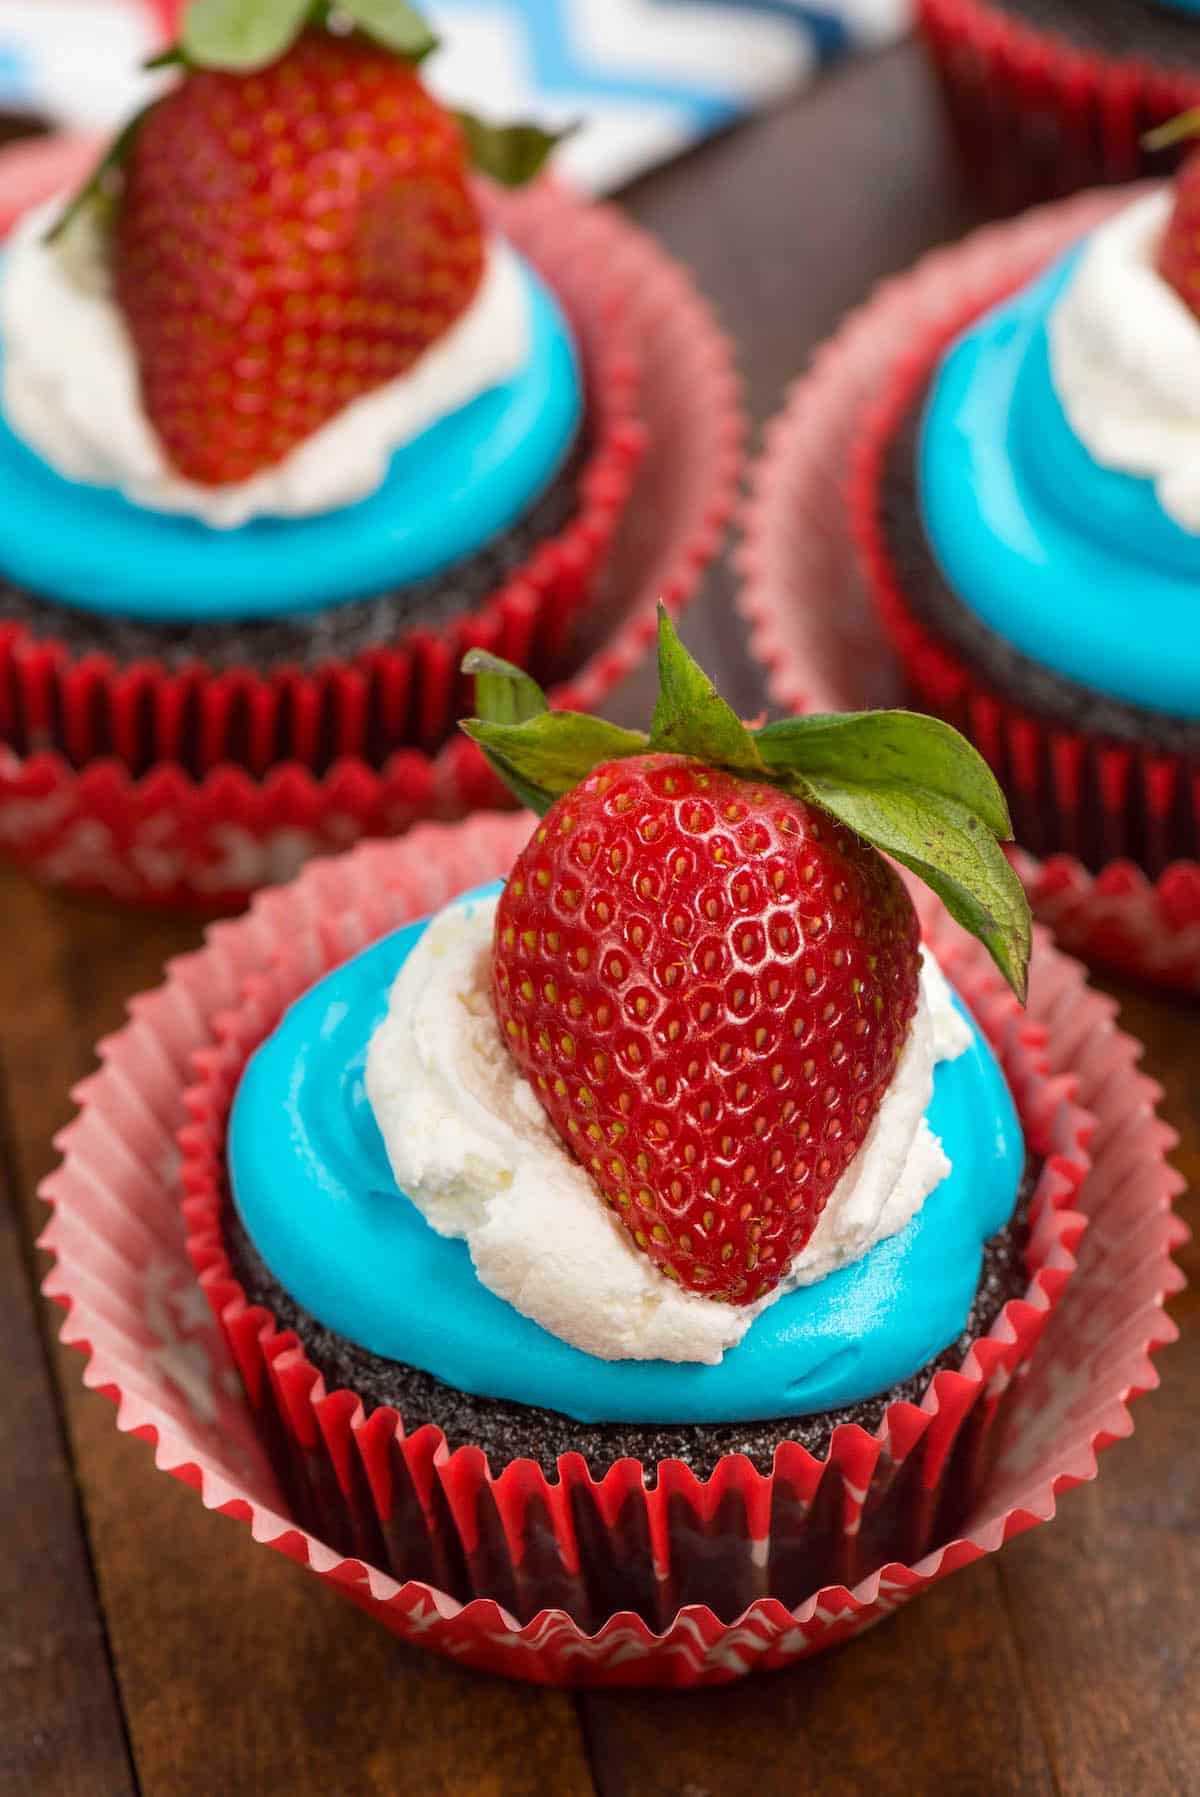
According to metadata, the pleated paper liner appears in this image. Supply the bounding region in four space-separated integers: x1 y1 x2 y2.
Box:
0 136 743 908
739 184 1200 997
38 817 1183 1685
917 0 1200 217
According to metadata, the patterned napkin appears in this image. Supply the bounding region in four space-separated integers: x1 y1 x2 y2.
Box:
0 0 911 191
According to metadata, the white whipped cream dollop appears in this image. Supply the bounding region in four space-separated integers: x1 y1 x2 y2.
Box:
365 895 972 1366
0 200 528 529
1049 189 1200 534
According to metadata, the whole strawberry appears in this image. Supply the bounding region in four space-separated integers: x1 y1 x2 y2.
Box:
462 611 1031 1308
51 0 561 487
495 756 920 1303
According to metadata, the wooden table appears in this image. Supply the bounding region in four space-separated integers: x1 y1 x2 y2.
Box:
1 43 1197 1797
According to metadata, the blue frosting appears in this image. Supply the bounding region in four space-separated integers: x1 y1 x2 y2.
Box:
228 883 1025 1426
919 246 1200 719
0 254 582 623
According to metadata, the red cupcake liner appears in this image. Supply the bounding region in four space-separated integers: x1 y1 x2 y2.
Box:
917 0 1200 216
0 135 743 908
38 813 1183 1686
740 184 1200 996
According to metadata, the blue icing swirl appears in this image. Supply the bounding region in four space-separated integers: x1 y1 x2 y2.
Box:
0 253 582 623
919 246 1200 718
228 882 1025 1426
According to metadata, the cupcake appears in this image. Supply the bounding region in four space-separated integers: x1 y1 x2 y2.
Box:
918 0 1200 215
0 3 740 908
180 614 1092 1631
49 673 1183 1682
850 161 1200 888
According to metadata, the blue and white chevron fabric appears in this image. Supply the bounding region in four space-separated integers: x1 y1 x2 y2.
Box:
0 0 911 190
427 1 911 189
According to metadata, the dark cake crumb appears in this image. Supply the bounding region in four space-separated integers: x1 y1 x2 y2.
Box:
878 389 1200 871
224 1165 1036 1480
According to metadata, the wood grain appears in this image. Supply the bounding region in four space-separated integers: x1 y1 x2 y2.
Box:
995 978 1200 1797
581 1563 1057 1797
0 37 1195 1797
0 1092 135 1797
0 872 594 1797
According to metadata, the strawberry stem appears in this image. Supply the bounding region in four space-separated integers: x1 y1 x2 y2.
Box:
461 609 1032 1000
1143 107 1200 154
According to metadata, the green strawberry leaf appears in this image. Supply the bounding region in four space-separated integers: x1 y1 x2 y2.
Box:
337 0 439 61
461 713 650 816
1143 108 1200 153
463 738 558 819
44 102 158 246
462 650 549 726
459 612 1033 999
179 0 314 71
453 111 574 186
650 605 767 775
781 769 1031 1001
756 710 1012 839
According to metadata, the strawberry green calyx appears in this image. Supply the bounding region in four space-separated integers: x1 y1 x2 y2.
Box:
158 0 568 182
460 610 1032 1001
1143 108 1200 154
158 0 438 74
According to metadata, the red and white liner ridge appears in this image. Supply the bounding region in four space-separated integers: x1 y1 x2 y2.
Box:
918 0 1200 216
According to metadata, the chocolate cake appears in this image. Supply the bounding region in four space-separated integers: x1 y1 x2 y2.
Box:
224 1165 1036 1482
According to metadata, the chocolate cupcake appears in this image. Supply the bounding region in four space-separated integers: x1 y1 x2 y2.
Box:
919 0 1200 214
852 169 1200 877
0 5 741 907
181 618 1089 1627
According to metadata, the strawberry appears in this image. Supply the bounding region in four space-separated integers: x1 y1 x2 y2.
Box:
493 755 920 1303
460 611 1031 1308
1147 112 1200 314
50 1 562 488
1158 145 1200 316
114 36 483 488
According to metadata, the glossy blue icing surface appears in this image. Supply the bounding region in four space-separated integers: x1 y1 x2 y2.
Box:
919 247 1200 718
0 255 582 623
228 882 1025 1426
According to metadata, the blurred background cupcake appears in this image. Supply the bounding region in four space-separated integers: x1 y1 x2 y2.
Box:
0 1 742 908
742 159 1200 992
918 0 1200 214
851 161 1200 874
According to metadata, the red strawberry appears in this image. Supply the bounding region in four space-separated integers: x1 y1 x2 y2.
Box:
492 755 921 1305
1157 142 1200 316
113 32 484 487
462 612 1030 1311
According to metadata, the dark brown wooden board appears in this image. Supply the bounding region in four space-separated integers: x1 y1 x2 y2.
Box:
0 1098 135 1797
0 39 1196 1797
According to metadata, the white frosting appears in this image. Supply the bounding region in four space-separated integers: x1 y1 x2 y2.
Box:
1049 189 1200 534
365 895 972 1366
0 199 528 529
